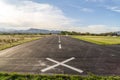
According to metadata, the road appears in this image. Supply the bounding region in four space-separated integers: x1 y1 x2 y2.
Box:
0 35 120 75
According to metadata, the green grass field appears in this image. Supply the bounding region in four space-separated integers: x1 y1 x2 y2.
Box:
72 36 120 45
0 72 119 80
0 34 44 50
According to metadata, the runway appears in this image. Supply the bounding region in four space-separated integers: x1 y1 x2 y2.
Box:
0 35 120 75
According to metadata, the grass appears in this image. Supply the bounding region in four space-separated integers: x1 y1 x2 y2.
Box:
72 35 120 45
0 72 119 80
0 34 44 50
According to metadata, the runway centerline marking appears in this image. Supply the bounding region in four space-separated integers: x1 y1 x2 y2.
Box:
58 36 62 49
58 36 61 43
41 57 83 73
59 40 61 43
59 44 62 49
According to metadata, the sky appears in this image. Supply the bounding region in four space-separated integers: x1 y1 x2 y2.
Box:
0 0 120 33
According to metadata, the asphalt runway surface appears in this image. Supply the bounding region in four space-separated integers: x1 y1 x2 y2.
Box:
0 35 120 75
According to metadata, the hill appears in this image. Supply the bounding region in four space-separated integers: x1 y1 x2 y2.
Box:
0 28 61 34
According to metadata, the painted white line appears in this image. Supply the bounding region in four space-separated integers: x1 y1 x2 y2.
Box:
47 57 83 73
47 57 75 64
41 57 74 72
60 63 83 73
58 40 61 43
58 36 62 49
41 62 60 72
41 57 83 73
58 36 61 43
59 44 62 49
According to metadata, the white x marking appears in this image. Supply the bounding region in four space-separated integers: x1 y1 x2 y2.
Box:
41 57 83 73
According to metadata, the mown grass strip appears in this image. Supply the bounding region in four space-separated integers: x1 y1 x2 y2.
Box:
0 72 119 80
72 35 120 45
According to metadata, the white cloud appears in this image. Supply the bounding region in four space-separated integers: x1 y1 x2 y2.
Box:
69 4 94 13
0 0 74 30
106 6 120 13
0 0 119 33
80 8 93 12
74 25 120 33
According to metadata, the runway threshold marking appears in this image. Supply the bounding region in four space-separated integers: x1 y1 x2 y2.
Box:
41 57 83 73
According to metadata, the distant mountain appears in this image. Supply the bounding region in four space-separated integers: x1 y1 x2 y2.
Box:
0 28 61 34
0 28 15 33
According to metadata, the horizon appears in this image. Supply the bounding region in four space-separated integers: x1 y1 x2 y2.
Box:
0 28 120 34
0 0 120 33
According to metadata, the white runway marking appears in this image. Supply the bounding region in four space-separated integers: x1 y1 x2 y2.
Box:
58 36 62 49
41 57 83 73
58 36 61 43
59 41 61 43
59 44 62 49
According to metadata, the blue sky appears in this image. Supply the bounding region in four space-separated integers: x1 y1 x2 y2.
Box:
34 0 120 26
0 0 120 33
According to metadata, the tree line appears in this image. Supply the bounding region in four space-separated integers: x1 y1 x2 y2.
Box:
0 31 119 36
60 31 118 36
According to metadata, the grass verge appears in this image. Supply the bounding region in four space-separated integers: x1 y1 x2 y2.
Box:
0 72 119 80
72 35 120 45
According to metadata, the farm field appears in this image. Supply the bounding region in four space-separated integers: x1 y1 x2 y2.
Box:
72 35 120 45
0 34 44 50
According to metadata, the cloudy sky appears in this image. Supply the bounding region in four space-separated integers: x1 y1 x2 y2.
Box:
0 0 120 33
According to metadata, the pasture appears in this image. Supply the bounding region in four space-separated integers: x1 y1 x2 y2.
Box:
0 34 43 50
72 35 120 45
